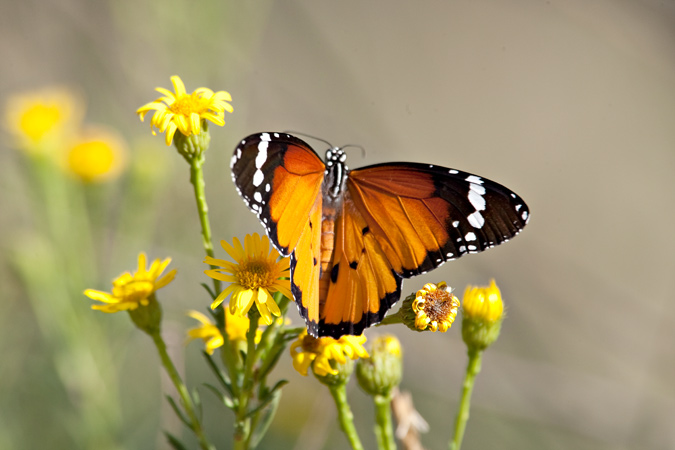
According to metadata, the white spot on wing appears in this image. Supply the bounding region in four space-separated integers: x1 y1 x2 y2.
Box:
452 220 460 228
254 192 262 202
260 132 271 141
466 175 483 184
253 169 264 187
522 211 528 221
468 188 486 211
449 169 459 174
468 211 485 228
256 143 268 168
465 232 477 241
265 183 271 192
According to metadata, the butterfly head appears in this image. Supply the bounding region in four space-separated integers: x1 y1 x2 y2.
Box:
324 147 348 200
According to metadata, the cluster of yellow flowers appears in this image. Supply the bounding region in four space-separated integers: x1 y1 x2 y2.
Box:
5 87 127 183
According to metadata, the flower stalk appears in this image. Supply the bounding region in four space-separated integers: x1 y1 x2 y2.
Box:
449 348 482 450
151 330 214 450
374 394 396 450
329 383 364 450
187 145 219 293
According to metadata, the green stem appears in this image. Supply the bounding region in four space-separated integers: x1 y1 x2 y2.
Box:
188 154 220 294
449 348 483 450
329 384 364 450
374 394 396 450
234 313 260 450
151 331 214 450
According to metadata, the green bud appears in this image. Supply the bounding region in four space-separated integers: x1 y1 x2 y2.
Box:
356 335 402 397
173 121 210 162
461 316 502 351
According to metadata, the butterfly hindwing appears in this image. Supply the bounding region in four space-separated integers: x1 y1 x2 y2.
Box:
289 196 323 336
318 194 402 337
347 163 529 277
231 133 325 255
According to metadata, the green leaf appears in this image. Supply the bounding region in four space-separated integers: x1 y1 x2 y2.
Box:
249 386 283 448
204 383 236 409
164 432 189 450
246 379 288 419
200 282 217 299
202 351 234 397
192 387 202 420
165 395 190 427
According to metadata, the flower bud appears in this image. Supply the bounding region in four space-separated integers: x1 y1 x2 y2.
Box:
356 335 402 397
461 279 504 350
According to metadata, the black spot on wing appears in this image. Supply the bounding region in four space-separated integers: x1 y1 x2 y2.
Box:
330 263 340 283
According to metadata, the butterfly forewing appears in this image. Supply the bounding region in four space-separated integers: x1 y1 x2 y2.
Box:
230 133 325 255
347 163 529 277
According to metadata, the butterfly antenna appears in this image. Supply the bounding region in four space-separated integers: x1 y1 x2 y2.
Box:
283 130 335 149
339 144 366 158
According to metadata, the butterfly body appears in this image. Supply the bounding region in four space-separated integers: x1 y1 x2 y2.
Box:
231 132 529 338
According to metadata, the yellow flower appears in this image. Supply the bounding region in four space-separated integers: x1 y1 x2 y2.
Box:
290 330 369 377
187 309 263 355
186 310 224 355
462 279 504 323
411 282 460 332
137 75 233 146
63 126 128 183
84 253 176 313
204 234 291 325
4 87 82 152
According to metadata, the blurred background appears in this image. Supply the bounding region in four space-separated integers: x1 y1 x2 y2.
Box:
1 0 674 449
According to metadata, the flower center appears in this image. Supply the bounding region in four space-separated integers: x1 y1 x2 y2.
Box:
169 93 207 116
237 260 274 290
301 334 322 354
422 290 458 323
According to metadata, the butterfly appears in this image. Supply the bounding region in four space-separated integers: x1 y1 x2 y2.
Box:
230 132 529 338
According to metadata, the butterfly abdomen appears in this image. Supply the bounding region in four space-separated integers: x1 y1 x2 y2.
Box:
318 207 338 303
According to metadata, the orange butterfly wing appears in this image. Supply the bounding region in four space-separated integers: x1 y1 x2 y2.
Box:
317 162 529 336
347 163 528 277
230 133 325 255
231 133 325 333
317 191 402 337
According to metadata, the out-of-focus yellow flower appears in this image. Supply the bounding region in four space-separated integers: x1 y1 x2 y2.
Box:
4 87 82 152
204 234 291 326
64 126 128 183
137 75 233 146
187 310 224 355
186 309 263 355
289 330 369 377
462 279 503 323
411 282 460 332
84 252 176 313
